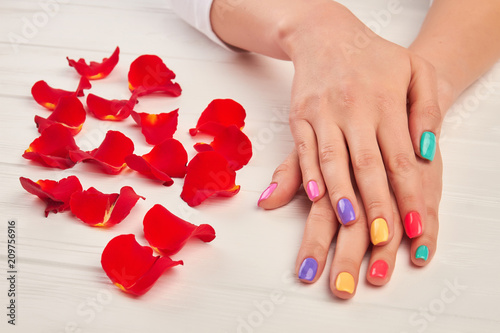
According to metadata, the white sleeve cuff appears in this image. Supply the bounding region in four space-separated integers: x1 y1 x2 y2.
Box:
170 0 238 52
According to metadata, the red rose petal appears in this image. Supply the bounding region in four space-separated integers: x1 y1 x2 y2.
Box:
35 95 86 135
23 123 80 169
189 99 246 136
128 55 181 97
194 125 252 171
132 84 182 97
101 234 183 296
130 109 178 145
67 46 120 80
69 130 134 174
181 151 240 207
143 204 216 256
70 186 144 227
31 76 91 110
19 175 83 217
86 93 138 121
125 138 187 186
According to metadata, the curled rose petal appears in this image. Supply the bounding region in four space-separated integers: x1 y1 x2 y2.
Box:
101 234 183 296
128 55 181 97
130 109 178 145
125 138 187 186
70 186 144 227
69 130 134 174
19 175 83 217
194 125 252 171
31 76 91 110
35 95 86 135
67 46 119 80
189 99 246 136
143 204 216 256
86 93 138 121
23 123 80 169
181 151 240 207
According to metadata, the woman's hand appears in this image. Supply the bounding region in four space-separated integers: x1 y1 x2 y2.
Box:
276 2 441 247
258 146 442 299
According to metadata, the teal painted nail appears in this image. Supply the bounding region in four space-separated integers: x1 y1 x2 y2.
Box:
420 131 436 161
415 245 429 261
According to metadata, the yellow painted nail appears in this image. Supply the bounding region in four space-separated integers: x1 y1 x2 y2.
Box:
335 272 355 294
370 218 389 245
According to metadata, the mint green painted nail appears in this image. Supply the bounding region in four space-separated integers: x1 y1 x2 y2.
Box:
415 245 429 261
420 131 436 161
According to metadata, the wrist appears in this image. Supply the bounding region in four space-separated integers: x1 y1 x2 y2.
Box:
276 1 354 61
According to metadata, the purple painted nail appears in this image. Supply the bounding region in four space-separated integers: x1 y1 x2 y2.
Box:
258 183 278 205
306 180 319 201
298 258 318 281
337 198 355 224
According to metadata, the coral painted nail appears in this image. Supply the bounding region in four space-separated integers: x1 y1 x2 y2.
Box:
298 258 318 281
337 198 355 224
415 245 429 261
258 183 277 205
306 180 319 201
404 212 422 239
335 272 355 294
370 260 389 279
370 218 389 245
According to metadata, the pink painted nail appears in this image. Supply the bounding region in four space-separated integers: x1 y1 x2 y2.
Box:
258 183 278 205
306 180 319 201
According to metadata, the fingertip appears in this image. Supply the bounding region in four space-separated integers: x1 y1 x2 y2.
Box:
367 259 391 286
336 197 356 225
420 131 437 161
331 271 357 299
296 257 320 284
411 243 435 267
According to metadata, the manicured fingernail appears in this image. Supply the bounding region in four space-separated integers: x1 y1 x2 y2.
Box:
335 272 355 294
306 180 319 201
370 218 389 245
404 211 422 239
420 131 436 161
415 245 429 261
337 198 355 224
298 258 318 281
258 183 277 205
370 260 389 279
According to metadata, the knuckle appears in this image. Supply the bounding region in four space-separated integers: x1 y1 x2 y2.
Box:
364 199 386 214
352 150 379 172
423 103 442 124
302 238 330 258
295 140 311 158
319 144 342 165
387 152 417 176
272 162 292 179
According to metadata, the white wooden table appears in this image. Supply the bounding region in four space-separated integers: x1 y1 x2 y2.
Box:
1 0 499 332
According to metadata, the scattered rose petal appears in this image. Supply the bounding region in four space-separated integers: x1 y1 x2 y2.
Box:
101 234 183 296
130 109 178 145
125 138 187 186
69 130 134 174
194 125 252 170
181 151 240 207
23 123 80 169
19 175 83 217
143 204 216 256
86 93 138 121
67 46 120 80
127 54 181 97
31 76 91 110
70 186 144 227
35 95 86 135
189 99 246 136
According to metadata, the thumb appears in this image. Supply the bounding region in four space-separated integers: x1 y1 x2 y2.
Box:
258 150 302 209
408 55 443 162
